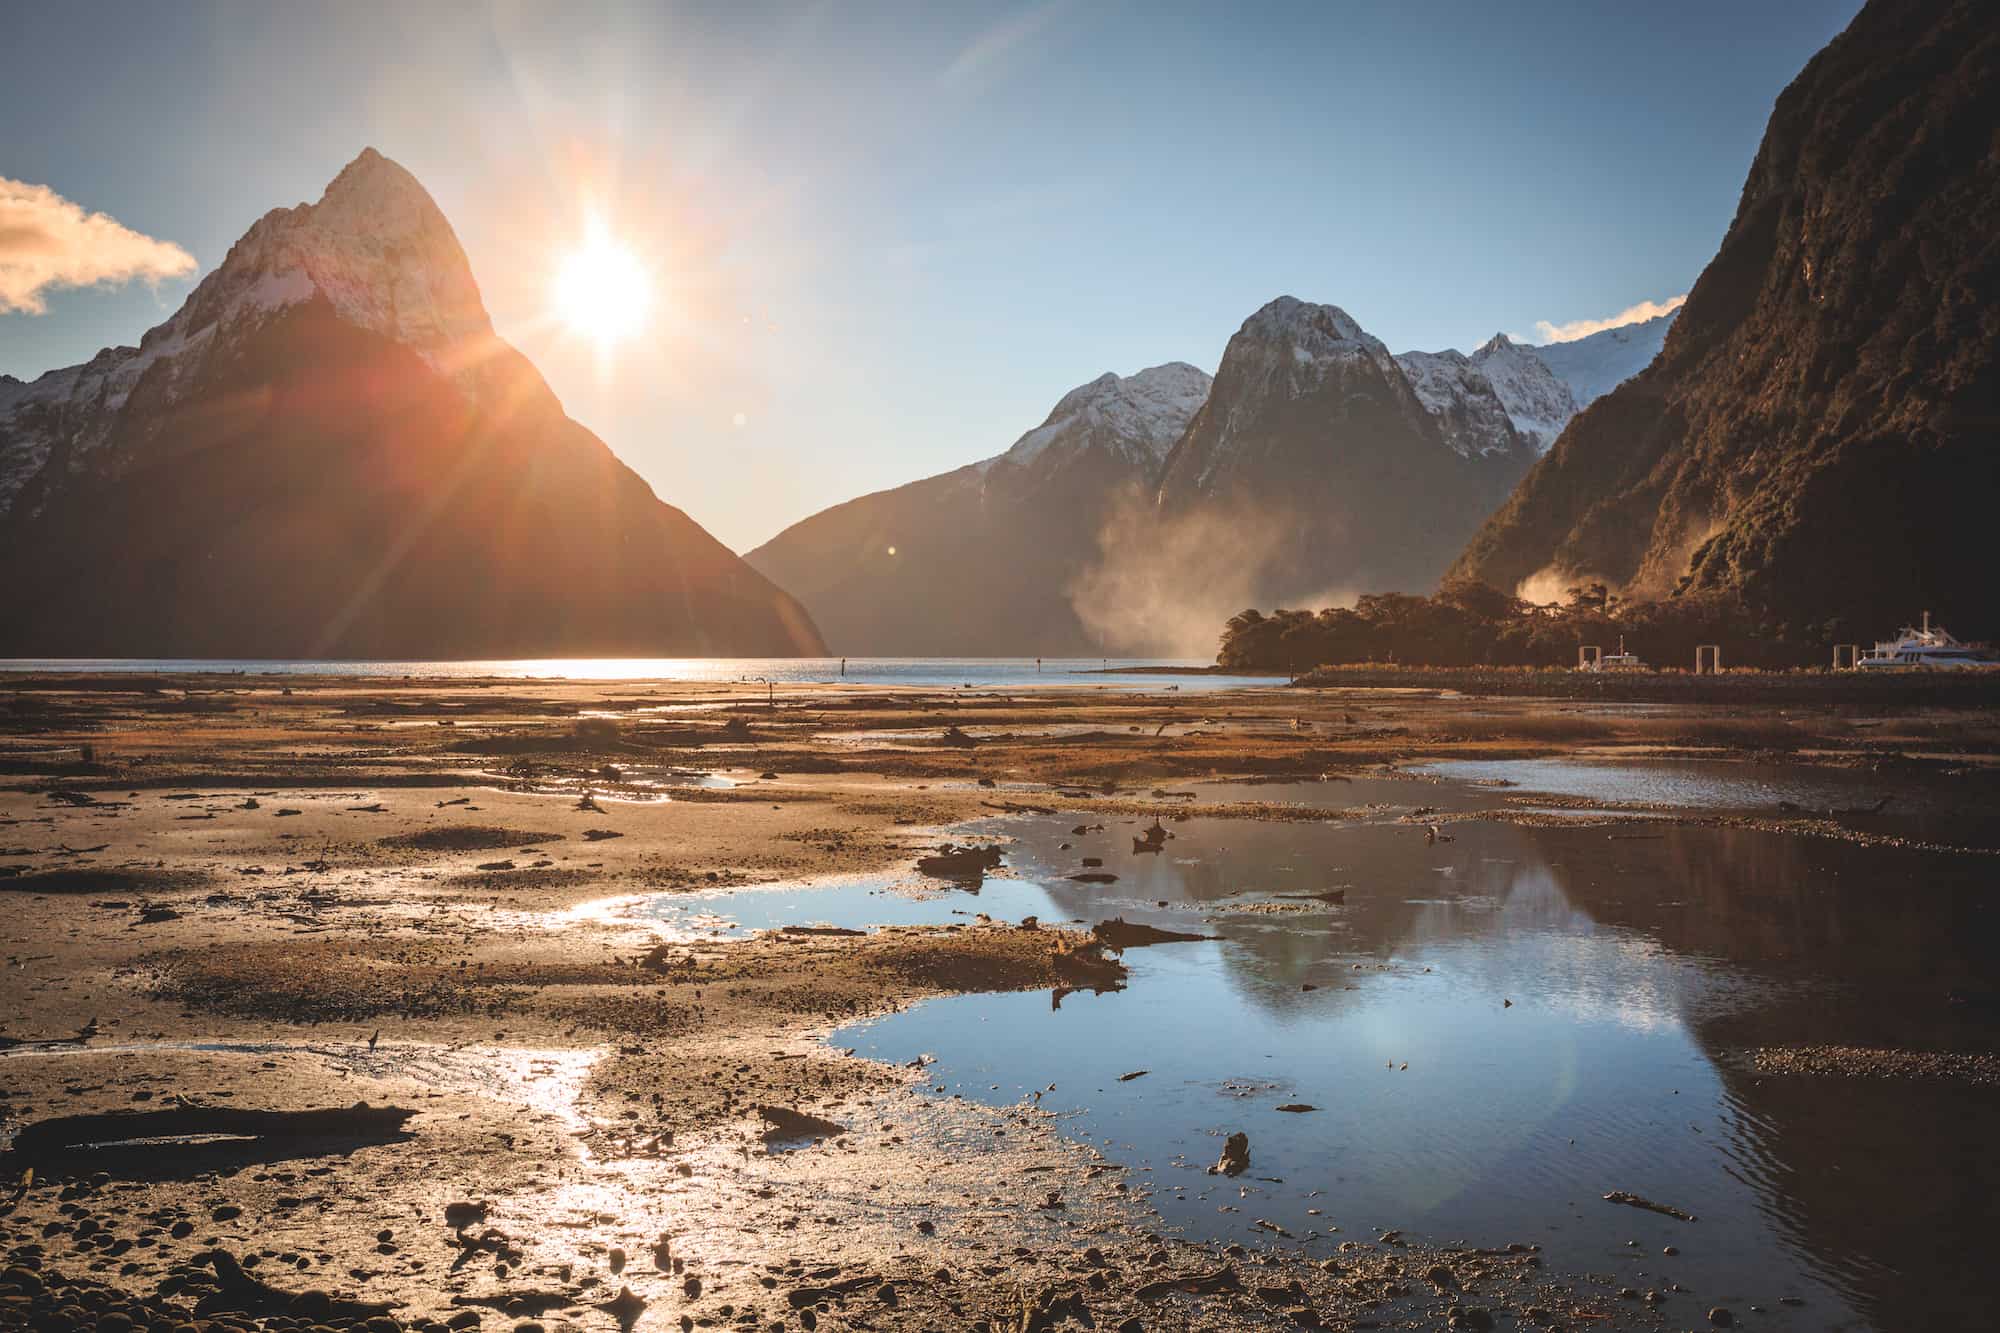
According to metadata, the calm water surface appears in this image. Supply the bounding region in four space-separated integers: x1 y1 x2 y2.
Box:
0 656 1274 692
656 769 2000 1332
1415 756 2000 849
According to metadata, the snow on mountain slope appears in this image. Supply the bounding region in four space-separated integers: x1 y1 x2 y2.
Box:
1469 335 1577 452
998 362 1210 471
171 147 492 377
1532 310 1677 406
1394 335 1576 457
1393 347 1526 459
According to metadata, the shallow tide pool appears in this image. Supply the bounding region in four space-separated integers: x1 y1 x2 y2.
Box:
648 769 2000 1332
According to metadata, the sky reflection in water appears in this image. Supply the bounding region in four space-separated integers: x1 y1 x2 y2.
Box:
658 764 1999 1332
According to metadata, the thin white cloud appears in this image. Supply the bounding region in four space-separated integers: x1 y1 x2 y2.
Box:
939 0 1067 88
0 178 197 315
1534 294 1686 345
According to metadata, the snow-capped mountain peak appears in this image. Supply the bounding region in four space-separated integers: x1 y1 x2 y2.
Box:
1000 361 1211 470
1468 335 1576 453
0 149 508 519
166 147 492 378
1238 295 1384 360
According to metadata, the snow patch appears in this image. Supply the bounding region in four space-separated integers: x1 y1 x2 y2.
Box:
1532 311 1676 407
1000 361 1211 471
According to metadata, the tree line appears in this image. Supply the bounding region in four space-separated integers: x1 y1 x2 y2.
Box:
1217 579 1822 672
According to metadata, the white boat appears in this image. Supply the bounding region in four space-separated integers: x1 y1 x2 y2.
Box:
1856 612 1999 670
1580 637 1648 672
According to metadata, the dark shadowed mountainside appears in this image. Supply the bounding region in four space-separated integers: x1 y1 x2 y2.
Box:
0 149 824 658
1153 298 1537 607
1453 0 2000 640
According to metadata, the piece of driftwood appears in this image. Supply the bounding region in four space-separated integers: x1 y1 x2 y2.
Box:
1602 1190 1697 1221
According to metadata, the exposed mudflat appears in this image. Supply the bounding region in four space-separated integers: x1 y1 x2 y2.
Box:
2 673 1996 1331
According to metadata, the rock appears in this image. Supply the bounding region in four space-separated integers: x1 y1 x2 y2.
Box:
756 1105 845 1144
1090 918 1208 950
599 1286 646 1331
444 1201 490 1231
915 844 1002 883
1211 1132 1250 1176
607 1248 625 1275
1708 1309 1734 1327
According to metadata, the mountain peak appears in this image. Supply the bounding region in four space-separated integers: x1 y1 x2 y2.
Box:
1240 295 1373 348
154 148 493 388
316 147 438 217
1001 362 1212 470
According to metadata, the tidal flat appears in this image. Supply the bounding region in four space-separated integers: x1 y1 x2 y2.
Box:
2 673 1996 1331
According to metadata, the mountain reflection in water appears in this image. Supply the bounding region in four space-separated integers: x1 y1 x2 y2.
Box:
833 811 1999 1332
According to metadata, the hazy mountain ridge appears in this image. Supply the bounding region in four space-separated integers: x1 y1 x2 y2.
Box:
752 295 1684 655
746 364 1211 655
0 149 825 657
1453 0 2000 638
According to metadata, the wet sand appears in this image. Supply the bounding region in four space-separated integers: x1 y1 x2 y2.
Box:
2 673 1996 1331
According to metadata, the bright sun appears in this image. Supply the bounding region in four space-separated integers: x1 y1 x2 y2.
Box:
554 221 651 347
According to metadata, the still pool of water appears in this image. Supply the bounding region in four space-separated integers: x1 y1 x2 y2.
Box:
663 781 2000 1331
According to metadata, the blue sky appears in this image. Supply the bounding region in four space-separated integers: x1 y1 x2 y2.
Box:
2 0 1862 550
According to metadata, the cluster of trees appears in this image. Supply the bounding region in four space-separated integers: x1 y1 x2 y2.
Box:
1217 579 1812 672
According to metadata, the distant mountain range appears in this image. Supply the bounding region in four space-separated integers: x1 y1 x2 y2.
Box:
0 149 824 657
1454 0 1998 640
749 302 1671 655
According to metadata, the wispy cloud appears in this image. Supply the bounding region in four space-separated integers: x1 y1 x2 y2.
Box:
939 0 1068 89
0 178 197 315
1533 294 1686 345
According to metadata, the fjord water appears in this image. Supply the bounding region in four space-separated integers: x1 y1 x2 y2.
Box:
664 776 1999 1331
0 657 1271 691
